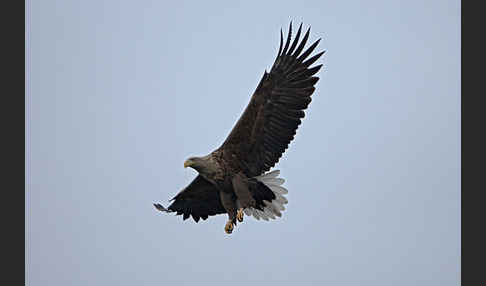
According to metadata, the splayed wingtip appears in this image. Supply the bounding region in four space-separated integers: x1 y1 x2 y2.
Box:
154 203 172 213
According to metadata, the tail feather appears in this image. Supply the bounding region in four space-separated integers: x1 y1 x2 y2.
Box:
246 170 289 221
254 170 280 179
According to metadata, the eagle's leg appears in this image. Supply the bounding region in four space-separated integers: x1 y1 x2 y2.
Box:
220 191 237 234
232 172 255 224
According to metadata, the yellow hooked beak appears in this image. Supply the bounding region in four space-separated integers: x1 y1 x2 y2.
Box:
184 160 193 168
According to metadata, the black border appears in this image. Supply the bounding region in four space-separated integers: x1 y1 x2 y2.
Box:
462 0 484 285
3 0 25 284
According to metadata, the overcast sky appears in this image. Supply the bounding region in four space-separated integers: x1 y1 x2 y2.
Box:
26 1 460 285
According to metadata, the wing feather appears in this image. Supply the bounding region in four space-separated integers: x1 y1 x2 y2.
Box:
220 22 324 177
281 21 293 56
154 175 226 222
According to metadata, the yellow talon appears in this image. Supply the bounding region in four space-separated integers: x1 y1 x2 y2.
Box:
237 208 244 222
224 220 234 234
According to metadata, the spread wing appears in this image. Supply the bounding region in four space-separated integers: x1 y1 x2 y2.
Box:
220 22 324 177
154 175 226 222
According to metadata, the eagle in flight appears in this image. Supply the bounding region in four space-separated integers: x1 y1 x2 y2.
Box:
154 22 324 234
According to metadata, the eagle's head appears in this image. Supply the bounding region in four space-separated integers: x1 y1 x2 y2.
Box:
183 157 200 169
183 155 217 176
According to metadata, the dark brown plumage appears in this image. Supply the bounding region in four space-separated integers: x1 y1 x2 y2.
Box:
154 22 324 234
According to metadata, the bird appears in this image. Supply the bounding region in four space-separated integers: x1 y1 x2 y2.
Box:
154 22 324 234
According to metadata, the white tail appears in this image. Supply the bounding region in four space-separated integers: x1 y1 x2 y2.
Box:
244 170 289 221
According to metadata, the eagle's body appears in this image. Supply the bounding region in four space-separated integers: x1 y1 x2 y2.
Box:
154 22 324 234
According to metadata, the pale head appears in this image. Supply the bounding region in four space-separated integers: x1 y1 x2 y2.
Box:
183 154 218 176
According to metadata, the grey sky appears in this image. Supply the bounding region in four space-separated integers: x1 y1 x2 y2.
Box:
26 0 460 285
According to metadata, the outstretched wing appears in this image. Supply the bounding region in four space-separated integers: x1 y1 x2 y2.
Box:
154 175 226 222
220 22 324 177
